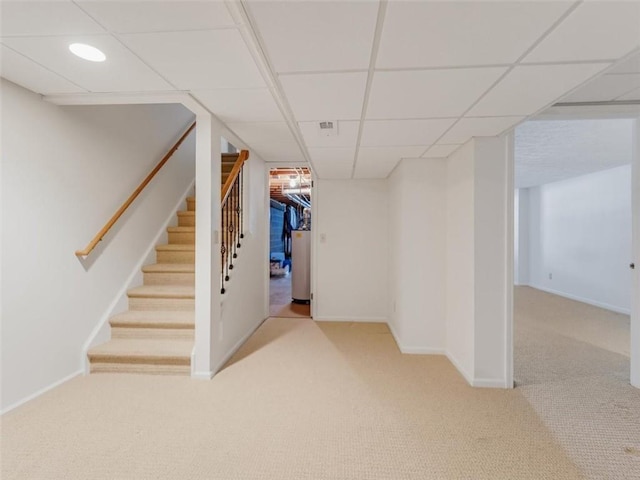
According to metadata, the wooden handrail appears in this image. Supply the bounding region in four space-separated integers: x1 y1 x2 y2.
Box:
75 121 196 257
221 150 249 203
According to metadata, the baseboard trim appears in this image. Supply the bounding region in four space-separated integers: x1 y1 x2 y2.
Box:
191 370 214 380
472 377 510 388
211 317 267 376
529 284 630 315
313 316 387 323
445 352 474 387
387 322 445 355
1 369 83 416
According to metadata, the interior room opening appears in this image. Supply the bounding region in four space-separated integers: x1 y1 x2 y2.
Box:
512 118 634 388
268 167 312 318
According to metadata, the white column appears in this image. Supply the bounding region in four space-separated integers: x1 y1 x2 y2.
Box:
631 118 640 388
473 136 512 388
193 114 222 378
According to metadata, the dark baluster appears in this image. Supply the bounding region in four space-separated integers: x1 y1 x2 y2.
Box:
229 181 236 267
220 199 227 294
231 179 238 260
239 167 244 241
224 196 230 281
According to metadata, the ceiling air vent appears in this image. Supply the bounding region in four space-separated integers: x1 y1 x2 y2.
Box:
317 120 338 137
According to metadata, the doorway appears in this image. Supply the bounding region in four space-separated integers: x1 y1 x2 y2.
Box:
512 118 634 386
268 167 312 318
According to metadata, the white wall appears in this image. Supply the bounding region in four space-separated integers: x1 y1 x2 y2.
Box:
1 79 195 411
445 138 511 388
445 142 476 380
514 188 530 285
314 179 388 321
527 164 632 314
388 158 446 353
215 153 267 372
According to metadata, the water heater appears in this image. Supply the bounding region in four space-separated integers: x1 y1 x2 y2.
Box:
291 230 311 304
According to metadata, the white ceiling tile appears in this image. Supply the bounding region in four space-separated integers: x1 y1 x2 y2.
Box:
609 52 640 74
524 2 640 63
468 64 610 117
298 120 359 148
280 72 367 121
561 74 640 103
617 87 640 101
76 1 235 33
422 144 462 159
0 1 105 36
248 1 377 73
120 30 265 90
308 147 355 179
367 68 507 119
360 119 456 147
515 119 634 188
377 2 572 69
228 122 296 145
251 142 305 163
1 35 172 92
439 116 525 145
192 89 283 123
0 45 85 94
355 146 427 179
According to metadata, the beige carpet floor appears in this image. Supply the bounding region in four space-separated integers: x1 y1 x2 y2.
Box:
514 287 639 480
269 275 310 318
1 287 638 479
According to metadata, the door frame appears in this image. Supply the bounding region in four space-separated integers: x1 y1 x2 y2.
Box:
264 163 315 319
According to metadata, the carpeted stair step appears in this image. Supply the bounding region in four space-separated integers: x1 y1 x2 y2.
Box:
177 210 195 226
186 196 196 212
156 243 195 263
167 226 195 245
110 310 194 339
127 285 195 311
142 263 195 286
88 338 192 375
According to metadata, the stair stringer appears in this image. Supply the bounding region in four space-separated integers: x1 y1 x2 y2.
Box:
81 180 195 374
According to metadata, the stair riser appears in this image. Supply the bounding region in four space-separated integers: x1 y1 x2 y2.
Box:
90 363 190 375
111 327 194 340
143 272 195 286
178 215 195 227
168 231 195 244
129 297 194 311
156 250 195 263
187 198 196 211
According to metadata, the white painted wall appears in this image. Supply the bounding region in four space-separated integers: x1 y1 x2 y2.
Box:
445 138 511 388
0 79 196 411
473 137 511 386
445 142 476 381
514 188 530 285
314 179 388 321
215 152 267 372
528 165 632 314
388 158 446 353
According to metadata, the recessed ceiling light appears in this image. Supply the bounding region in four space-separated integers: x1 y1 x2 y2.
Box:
69 43 106 62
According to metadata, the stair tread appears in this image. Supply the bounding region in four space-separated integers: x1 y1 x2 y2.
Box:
110 310 194 328
128 285 195 299
156 244 195 251
142 263 195 273
88 338 192 359
167 226 195 233
177 211 195 216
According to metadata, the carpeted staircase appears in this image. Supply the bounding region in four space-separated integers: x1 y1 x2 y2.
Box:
87 152 242 375
87 195 197 375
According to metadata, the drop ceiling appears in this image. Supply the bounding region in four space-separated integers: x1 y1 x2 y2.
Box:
1 1 639 179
